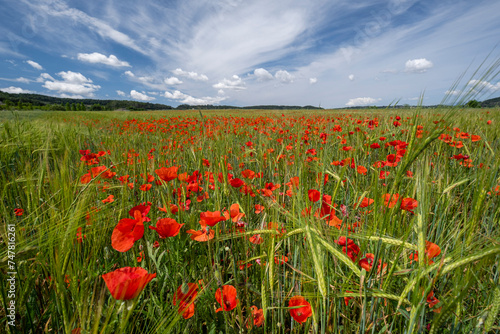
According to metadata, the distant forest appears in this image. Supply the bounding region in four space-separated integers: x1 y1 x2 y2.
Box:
0 91 322 111
0 90 498 111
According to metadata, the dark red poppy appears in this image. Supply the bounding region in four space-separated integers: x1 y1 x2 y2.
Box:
308 189 321 202
215 285 239 312
248 306 264 328
289 296 312 324
102 267 156 300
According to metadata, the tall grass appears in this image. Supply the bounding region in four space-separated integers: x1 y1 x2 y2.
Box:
1 92 500 332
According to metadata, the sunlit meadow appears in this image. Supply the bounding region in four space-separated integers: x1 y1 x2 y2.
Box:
1 104 499 333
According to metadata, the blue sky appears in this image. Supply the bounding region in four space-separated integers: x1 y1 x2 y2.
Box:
1 0 499 107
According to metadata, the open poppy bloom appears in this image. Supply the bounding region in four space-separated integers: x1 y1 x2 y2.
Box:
426 291 442 313
356 196 374 208
186 220 214 242
248 306 264 328
410 241 441 264
223 203 245 222
400 198 418 214
200 210 226 227
308 189 321 202
14 208 24 216
358 253 387 273
155 166 178 182
148 218 184 238
128 203 152 222
173 283 199 319
289 296 312 324
215 285 239 312
102 267 156 300
383 193 400 208
111 210 144 252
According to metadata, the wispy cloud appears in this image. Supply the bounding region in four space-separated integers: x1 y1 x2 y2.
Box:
26 60 43 70
213 75 246 91
171 68 208 81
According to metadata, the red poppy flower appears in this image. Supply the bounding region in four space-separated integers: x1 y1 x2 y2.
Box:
229 178 245 188
215 285 239 312
357 165 368 175
410 241 441 264
148 218 184 238
289 296 312 324
14 208 24 216
200 210 225 227
80 172 92 184
248 306 264 328
358 253 387 273
383 193 400 208
400 198 418 213
254 204 265 214
101 194 114 203
155 166 179 182
223 203 245 222
102 267 156 300
186 221 215 242
140 184 152 191
249 234 264 244
426 291 442 313
173 283 199 319
111 210 144 252
308 189 321 202
128 203 151 222
356 197 374 208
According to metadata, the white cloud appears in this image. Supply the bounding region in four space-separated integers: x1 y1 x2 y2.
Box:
42 71 100 97
254 68 274 81
468 80 500 92
346 97 381 107
405 58 433 73
26 60 43 70
16 77 30 83
164 77 183 85
275 70 294 84
348 74 355 81
213 75 246 91
124 70 135 77
36 73 55 83
130 90 155 101
445 90 461 96
309 77 317 84
77 52 130 67
116 90 126 96
164 90 226 105
0 86 33 94
172 68 208 81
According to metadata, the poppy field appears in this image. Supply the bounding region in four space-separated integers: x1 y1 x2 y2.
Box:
1 106 500 333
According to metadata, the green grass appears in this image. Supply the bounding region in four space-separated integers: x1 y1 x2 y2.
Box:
1 106 499 333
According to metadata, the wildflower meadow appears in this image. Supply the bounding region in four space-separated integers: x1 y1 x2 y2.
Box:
1 104 500 333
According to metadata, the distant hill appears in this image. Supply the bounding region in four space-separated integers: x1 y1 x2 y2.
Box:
0 91 324 111
0 91 173 111
481 96 500 108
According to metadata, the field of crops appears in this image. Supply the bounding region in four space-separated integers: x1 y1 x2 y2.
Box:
1 107 499 333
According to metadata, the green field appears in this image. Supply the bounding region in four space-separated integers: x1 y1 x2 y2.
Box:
1 107 499 333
